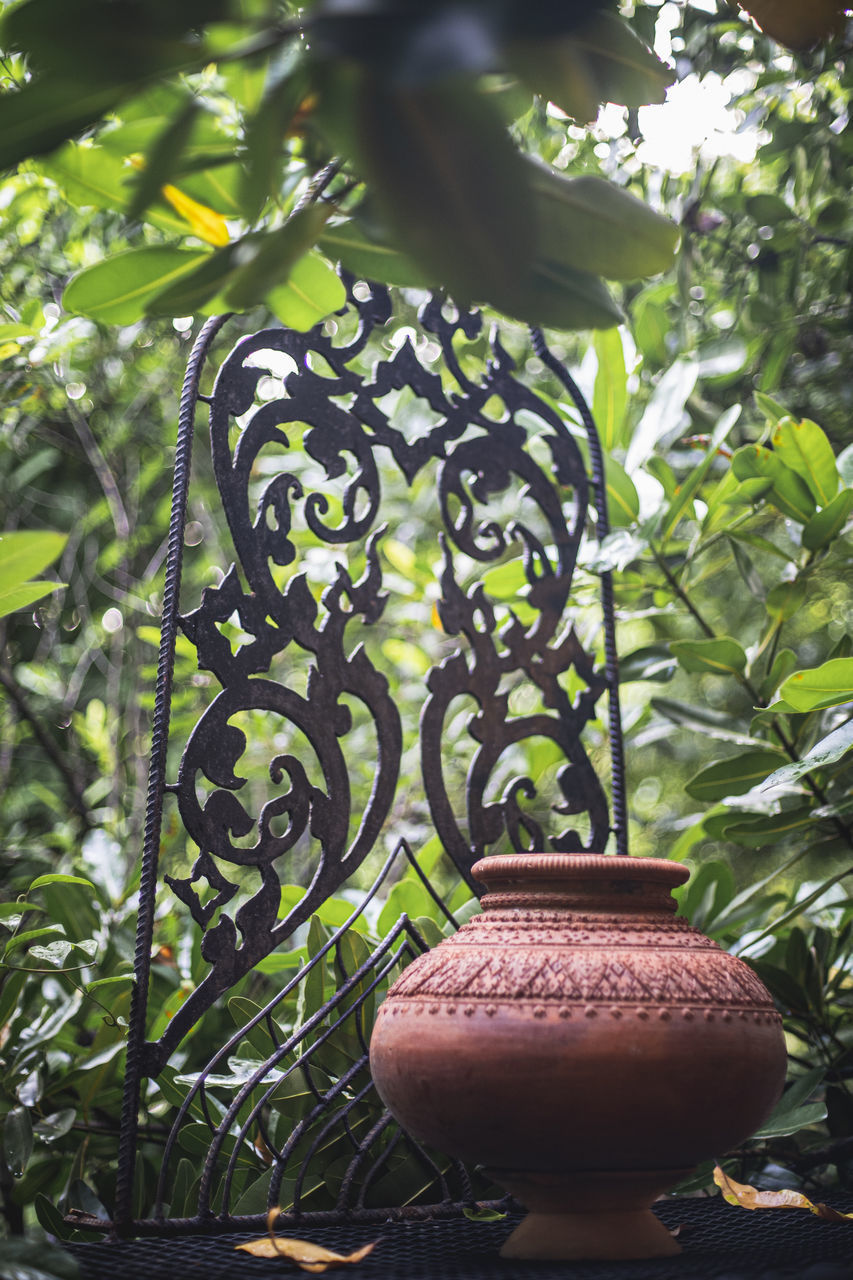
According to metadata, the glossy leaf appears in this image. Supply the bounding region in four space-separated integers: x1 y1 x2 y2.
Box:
685 750 786 802
770 416 838 506
0 580 64 617
721 806 814 847
762 720 853 790
63 246 212 324
670 637 747 677
265 252 347 331
777 659 853 713
802 488 853 551
618 644 676 684
529 162 679 282
731 444 816 524
2 1106 33 1178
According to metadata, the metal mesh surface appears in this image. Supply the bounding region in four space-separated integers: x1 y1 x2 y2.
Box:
66 1199 853 1280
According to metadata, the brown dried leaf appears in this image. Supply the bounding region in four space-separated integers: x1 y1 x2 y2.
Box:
236 1213 377 1271
714 1167 853 1223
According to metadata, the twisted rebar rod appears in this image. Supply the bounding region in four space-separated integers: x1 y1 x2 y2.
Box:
529 327 628 856
114 314 232 1231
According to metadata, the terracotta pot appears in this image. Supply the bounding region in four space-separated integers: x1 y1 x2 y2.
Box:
369 854 786 1260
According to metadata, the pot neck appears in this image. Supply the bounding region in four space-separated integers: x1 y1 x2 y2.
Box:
472 853 689 916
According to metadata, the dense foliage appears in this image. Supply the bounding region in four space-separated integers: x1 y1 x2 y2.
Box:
1 0 852 1271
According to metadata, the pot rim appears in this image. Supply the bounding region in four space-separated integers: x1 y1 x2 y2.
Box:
471 853 689 888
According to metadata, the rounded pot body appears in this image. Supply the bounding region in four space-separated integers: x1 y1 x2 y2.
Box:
369 854 786 1256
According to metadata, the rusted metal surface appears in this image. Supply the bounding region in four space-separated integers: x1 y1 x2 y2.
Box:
112 279 621 1234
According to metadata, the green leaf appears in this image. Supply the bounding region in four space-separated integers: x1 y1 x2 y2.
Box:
753 1101 827 1140
592 327 627 452
4 925 65 957
509 10 671 122
769 416 838 505
223 206 332 310
0 531 66 594
39 142 189 236
731 444 816 523
265 251 348 331
661 404 740 541
463 1205 508 1222
143 243 238 316
351 72 535 306
529 161 679 282
239 50 311 223
618 644 676 684
33 1108 76 1144
319 218 436 289
722 806 815 847
0 579 65 617
802 488 853 551
624 359 698 475
2 1105 33 1178
685 751 786 802
0 75 124 171
603 455 640 526
762 720 853 790
777 659 853 713
753 391 790 425
765 577 806 622
28 873 95 891
671 637 747 677
63 247 212 324
746 193 794 224
494 257 622 331
126 95 201 222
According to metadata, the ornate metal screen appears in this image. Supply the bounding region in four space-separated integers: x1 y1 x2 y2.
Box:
99 277 624 1237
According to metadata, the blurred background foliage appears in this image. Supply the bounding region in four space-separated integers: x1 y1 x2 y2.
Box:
1 0 853 1267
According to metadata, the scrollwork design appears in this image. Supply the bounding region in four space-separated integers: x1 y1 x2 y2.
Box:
150 278 612 1067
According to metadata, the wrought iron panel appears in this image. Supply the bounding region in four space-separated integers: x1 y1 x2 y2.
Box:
110 279 623 1235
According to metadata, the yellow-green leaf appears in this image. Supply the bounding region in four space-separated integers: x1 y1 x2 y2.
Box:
264 251 346 331
802 488 853 551
777 658 853 713
63 247 212 324
770 416 838 506
670 637 746 677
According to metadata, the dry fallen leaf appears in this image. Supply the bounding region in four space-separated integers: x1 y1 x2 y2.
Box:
236 1211 377 1271
714 1166 853 1223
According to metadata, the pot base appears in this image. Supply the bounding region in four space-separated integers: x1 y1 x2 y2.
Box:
491 1168 690 1261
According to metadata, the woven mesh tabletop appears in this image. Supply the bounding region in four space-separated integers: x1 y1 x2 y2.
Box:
65 1199 853 1280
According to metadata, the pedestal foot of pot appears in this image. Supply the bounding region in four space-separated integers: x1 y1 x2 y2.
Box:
490 1167 690 1261
499 1209 681 1261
